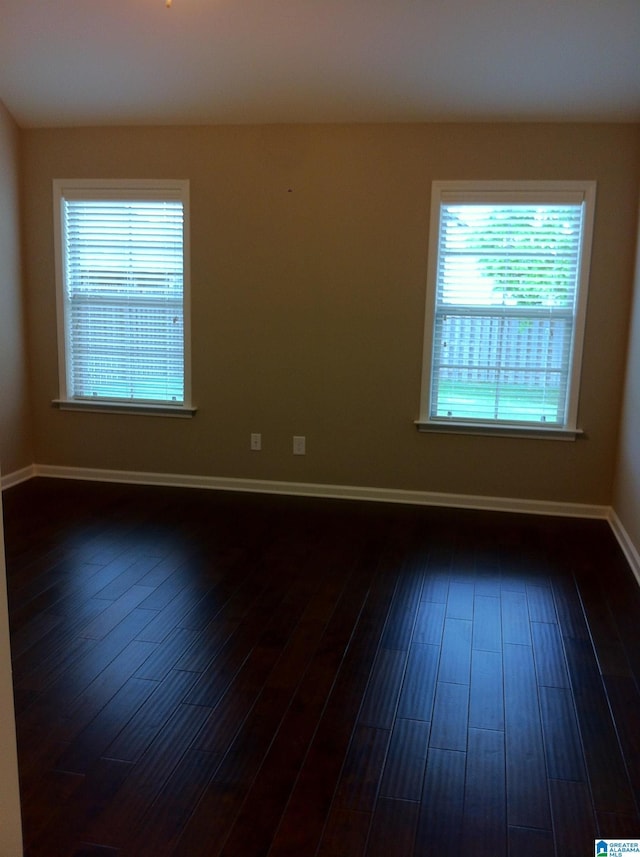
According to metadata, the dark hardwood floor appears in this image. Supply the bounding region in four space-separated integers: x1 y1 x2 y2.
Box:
3 477 640 856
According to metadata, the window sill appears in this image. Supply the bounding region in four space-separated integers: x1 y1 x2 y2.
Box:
415 419 583 441
53 399 197 418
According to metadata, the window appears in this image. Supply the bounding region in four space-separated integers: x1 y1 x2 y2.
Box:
417 181 596 438
53 179 193 416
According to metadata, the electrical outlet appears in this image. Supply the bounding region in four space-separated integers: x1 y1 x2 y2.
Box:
250 433 262 451
293 435 306 455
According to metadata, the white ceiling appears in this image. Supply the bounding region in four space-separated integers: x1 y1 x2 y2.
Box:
1 0 639 128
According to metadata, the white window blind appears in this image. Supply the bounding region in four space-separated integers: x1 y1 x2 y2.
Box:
418 182 595 435
54 181 190 410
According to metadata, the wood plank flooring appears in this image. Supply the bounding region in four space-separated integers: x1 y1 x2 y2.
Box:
3 477 640 856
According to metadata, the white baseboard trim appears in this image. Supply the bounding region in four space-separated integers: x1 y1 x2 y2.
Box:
32 463 610 520
0 465 37 491
608 509 640 588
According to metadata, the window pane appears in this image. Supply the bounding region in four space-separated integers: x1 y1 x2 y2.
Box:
62 196 185 404
69 300 184 402
438 204 583 309
429 199 585 427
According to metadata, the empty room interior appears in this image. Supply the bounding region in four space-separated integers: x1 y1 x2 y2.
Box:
1 2 640 855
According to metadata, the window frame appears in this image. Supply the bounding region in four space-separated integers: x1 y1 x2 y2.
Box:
53 178 194 417
416 180 596 440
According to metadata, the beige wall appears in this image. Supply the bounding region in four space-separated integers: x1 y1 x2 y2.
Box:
21 123 640 505
613 196 640 554
0 487 23 856
0 100 32 478
0 97 25 855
